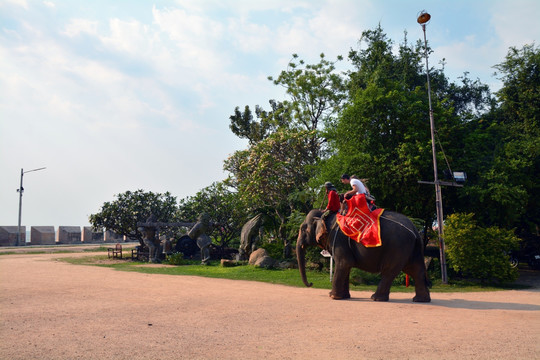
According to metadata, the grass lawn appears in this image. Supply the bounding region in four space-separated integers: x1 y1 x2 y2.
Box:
59 254 529 293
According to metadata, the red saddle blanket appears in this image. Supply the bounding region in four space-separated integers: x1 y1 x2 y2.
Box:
336 194 384 247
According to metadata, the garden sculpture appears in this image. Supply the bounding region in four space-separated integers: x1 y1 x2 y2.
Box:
137 217 194 263
138 215 160 263
239 214 263 260
187 213 213 265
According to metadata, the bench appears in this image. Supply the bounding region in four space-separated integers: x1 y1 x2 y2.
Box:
108 243 122 259
131 246 149 261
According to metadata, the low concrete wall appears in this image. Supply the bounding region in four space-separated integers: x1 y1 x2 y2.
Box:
58 226 82 244
82 227 104 243
0 226 26 246
31 226 56 245
104 230 124 243
0 225 123 246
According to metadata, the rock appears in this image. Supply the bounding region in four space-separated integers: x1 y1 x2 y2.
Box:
221 259 238 267
248 248 268 265
254 256 275 269
249 248 275 269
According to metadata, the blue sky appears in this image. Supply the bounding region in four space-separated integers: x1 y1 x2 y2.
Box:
1 0 539 228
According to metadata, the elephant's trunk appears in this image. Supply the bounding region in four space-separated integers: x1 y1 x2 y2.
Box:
297 239 313 287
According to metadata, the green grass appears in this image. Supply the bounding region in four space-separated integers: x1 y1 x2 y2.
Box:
59 255 530 293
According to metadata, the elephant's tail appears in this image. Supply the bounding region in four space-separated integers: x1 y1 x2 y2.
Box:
414 230 432 289
425 273 432 288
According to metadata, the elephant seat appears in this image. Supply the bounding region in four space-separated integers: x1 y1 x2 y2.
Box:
336 194 384 247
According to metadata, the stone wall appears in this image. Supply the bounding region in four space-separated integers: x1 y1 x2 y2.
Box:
0 226 26 246
104 230 124 243
82 227 104 243
0 226 127 246
57 226 82 244
30 226 56 245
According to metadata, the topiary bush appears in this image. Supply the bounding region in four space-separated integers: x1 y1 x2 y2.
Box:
444 213 521 283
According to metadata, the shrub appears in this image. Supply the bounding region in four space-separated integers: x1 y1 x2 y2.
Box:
444 213 520 283
259 241 284 260
165 252 186 265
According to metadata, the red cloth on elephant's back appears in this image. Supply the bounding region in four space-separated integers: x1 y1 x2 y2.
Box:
336 194 384 247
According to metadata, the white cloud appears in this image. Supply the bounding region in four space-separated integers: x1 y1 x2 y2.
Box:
491 1 540 50
152 6 224 49
62 18 98 37
43 1 55 8
1 0 28 9
227 18 272 53
100 18 150 55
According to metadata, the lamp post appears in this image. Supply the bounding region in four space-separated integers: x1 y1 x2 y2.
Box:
417 11 448 284
17 167 46 246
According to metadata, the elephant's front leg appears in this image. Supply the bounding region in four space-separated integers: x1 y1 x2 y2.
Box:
329 263 351 300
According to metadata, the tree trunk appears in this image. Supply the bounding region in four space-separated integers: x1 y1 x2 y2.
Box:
275 210 290 258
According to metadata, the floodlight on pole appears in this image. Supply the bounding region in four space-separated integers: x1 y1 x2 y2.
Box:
417 10 448 284
16 167 46 246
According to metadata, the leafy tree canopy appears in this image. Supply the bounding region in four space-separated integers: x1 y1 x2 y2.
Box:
224 129 316 257
89 190 178 245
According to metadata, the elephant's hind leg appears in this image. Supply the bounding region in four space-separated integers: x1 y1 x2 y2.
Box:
411 276 431 302
404 263 431 302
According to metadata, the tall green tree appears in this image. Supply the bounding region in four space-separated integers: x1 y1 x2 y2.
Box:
224 129 315 257
89 190 178 245
269 53 348 160
229 100 291 146
319 26 493 231
322 27 441 222
226 54 347 256
478 44 540 232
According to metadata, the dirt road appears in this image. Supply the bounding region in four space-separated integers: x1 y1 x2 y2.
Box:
1 251 539 359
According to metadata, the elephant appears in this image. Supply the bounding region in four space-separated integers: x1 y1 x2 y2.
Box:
296 209 431 302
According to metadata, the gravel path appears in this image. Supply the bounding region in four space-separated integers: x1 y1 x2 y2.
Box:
1 251 539 360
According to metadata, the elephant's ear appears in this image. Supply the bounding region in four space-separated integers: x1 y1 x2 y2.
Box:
315 218 328 247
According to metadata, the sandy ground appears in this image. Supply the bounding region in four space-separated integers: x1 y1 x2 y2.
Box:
1 249 539 360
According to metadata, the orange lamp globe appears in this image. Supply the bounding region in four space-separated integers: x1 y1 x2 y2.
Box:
417 11 431 25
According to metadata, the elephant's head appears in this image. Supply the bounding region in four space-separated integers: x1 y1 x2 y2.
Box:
296 209 329 287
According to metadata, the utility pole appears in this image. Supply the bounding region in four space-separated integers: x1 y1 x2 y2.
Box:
17 167 46 246
417 11 448 284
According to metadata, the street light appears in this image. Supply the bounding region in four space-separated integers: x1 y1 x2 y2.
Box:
417 10 448 284
17 167 46 246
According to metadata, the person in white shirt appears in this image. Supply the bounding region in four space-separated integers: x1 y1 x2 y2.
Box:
340 174 367 199
341 174 377 211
